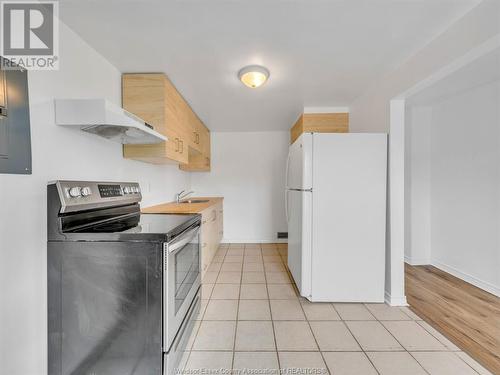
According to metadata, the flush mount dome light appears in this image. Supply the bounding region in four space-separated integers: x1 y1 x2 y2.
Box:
238 65 270 88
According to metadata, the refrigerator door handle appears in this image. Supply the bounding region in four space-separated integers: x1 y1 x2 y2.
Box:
285 190 290 222
285 149 291 189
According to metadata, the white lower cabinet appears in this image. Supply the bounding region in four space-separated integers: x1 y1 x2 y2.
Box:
200 201 223 277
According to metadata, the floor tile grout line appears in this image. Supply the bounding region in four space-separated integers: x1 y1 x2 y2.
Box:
450 352 487 374
382 318 453 356
379 319 450 354
340 319 381 375
360 304 378 320
229 244 246 371
193 318 464 323
329 303 342 320
406 352 433 375
282 252 336 374
188 349 464 353
187 242 229 369
414 319 465 353
297 295 332 375
399 305 421 320
184 244 224 371
368 311 433 375
262 243 282 371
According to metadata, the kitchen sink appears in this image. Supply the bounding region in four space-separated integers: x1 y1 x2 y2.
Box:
180 199 209 204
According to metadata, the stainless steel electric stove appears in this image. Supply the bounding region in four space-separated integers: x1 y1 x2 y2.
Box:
47 180 201 375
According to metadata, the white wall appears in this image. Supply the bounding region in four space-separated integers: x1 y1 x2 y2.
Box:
0 22 190 375
191 131 289 242
406 80 500 296
429 80 500 295
405 106 432 265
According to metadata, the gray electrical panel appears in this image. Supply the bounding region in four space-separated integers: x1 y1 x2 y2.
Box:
0 56 32 174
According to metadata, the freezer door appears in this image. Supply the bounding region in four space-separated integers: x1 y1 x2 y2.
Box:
286 133 313 190
287 189 312 297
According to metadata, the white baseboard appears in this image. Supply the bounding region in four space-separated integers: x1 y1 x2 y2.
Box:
431 259 500 297
222 239 288 244
384 291 408 306
404 255 430 266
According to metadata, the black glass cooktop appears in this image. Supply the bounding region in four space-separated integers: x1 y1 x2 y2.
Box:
65 213 200 242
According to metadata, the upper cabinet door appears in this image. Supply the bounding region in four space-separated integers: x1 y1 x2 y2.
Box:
122 73 166 133
179 121 211 172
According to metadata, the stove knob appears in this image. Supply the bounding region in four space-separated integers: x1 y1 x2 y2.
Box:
136 186 141 194
68 187 81 198
132 186 138 193
81 187 92 197
123 186 131 194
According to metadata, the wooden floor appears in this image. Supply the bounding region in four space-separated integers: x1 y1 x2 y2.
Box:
406 264 500 374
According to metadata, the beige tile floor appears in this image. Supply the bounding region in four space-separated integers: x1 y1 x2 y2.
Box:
178 243 493 375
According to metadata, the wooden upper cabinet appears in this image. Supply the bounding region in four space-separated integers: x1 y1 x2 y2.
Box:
290 112 349 143
180 107 211 171
179 123 211 172
185 105 205 154
122 73 209 167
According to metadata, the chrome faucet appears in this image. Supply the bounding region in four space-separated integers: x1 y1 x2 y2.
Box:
176 190 194 203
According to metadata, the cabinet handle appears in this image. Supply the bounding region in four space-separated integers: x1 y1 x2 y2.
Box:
175 138 179 152
205 157 209 166
180 140 184 153
196 133 200 144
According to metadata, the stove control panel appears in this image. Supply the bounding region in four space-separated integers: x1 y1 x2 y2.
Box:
68 186 83 198
81 187 92 197
54 181 142 214
122 185 141 195
98 184 123 198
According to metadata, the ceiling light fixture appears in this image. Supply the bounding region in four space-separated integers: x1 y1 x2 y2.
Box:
238 65 270 88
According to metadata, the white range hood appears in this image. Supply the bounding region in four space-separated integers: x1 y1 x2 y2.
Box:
55 99 167 144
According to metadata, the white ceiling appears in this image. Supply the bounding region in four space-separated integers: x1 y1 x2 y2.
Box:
408 46 500 106
59 0 480 132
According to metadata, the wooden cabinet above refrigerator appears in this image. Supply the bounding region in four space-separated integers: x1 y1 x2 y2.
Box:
290 112 349 144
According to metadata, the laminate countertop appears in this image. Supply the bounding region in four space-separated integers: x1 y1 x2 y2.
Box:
142 197 223 214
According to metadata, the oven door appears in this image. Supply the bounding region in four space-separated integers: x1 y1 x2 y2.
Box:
163 223 201 351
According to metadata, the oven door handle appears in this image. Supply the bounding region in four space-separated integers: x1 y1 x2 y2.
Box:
168 226 200 254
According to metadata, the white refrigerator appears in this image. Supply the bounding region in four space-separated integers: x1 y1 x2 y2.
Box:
286 132 387 302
